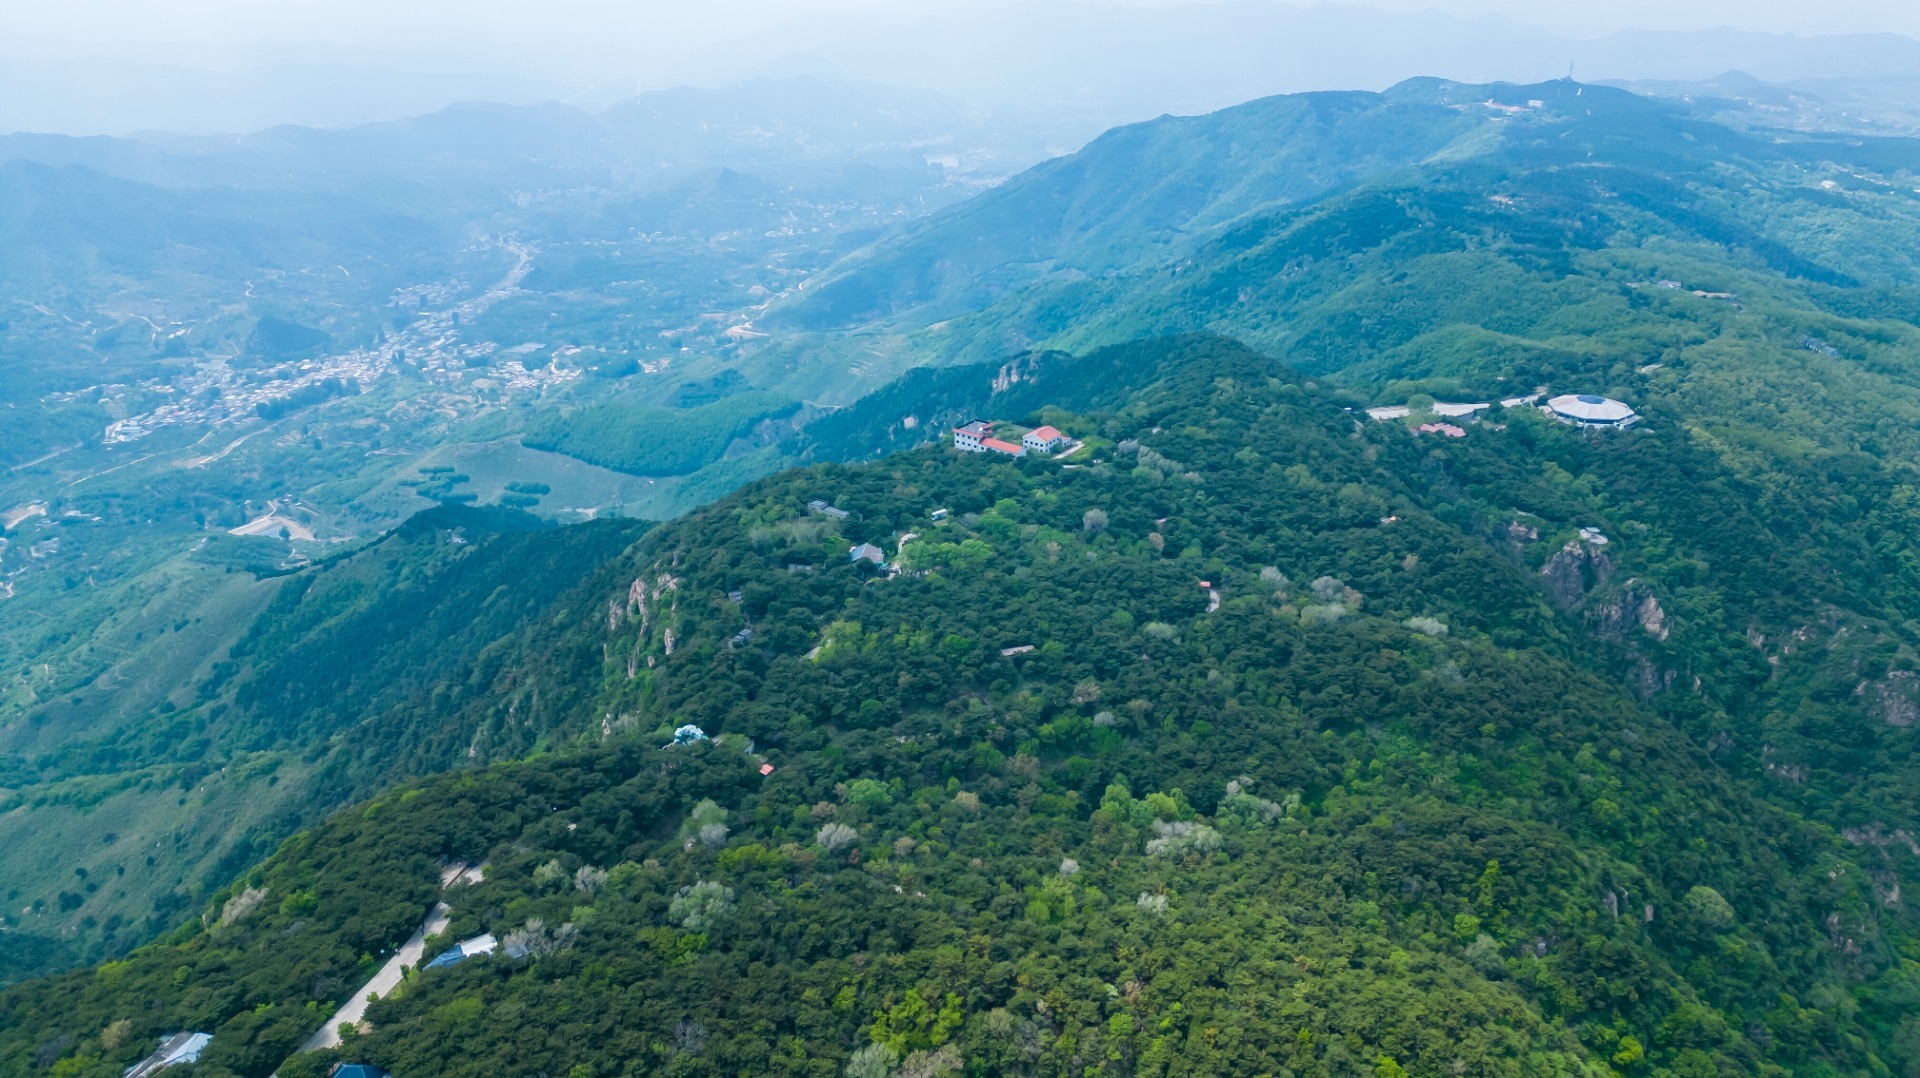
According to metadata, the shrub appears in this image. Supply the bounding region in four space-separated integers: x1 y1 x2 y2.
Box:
846 1043 901 1078
503 917 578 958
1216 779 1291 827
573 865 608 894
846 778 893 809
668 882 735 933
817 822 858 853
680 799 730 848
1146 820 1222 857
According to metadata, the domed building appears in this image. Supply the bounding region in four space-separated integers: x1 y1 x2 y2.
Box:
1545 393 1638 429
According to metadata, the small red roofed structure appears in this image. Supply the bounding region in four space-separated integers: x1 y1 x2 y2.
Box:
980 437 1027 457
759 763 775 776
1022 425 1069 453
1416 422 1467 438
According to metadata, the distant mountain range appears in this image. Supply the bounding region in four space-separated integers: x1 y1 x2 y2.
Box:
695 2 1920 123
0 78 1070 202
7 1 1920 136
739 75 1920 403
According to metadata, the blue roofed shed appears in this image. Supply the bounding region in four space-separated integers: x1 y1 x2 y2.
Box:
422 933 498 970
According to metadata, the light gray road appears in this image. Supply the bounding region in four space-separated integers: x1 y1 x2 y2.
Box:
298 901 451 1052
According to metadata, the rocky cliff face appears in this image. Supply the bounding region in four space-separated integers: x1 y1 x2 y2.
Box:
1589 580 1676 699
1536 538 1679 699
1590 579 1671 644
1540 539 1611 608
1859 671 1920 728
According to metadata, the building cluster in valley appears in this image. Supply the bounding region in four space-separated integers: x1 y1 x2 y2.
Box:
1364 391 1639 432
93 238 580 447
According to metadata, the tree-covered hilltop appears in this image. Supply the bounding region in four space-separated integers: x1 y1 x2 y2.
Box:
8 339 1916 1076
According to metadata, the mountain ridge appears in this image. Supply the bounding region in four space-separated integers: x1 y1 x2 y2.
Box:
5 336 1915 1076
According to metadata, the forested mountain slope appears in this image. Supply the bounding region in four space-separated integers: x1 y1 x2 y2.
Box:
768 82 1493 332
0 336 1197 985
0 506 647 981
749 78 1920 405
7 339 1917 1077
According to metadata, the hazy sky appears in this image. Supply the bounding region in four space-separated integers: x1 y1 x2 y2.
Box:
6 0 1919 59
6 0 1918 135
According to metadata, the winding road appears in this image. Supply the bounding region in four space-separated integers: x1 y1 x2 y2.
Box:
294 862 485 1054
298 902 451 1052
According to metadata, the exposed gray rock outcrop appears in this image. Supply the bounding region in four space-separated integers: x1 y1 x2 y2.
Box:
1857 671 1920 727
1589 579 1669 643
1541 539 1611 608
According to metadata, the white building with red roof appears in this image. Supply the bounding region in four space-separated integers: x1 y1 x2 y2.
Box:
953 420 994 452
1022 425 1069 453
